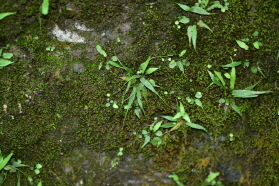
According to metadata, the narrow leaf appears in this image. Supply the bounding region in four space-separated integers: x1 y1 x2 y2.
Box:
222 62 242 68
0 12 16 20
230 67 236 89
187 25 197 50
141 135 150 148
41 0 49 15
232 104 242 116
0 153 13 170
197 20 212 32
186 122 208 133
140 77 159 96
208 71 222 87
162 116 177 121
139 57 152 74
177 3 190 11
177 61 184 73
214 71 226 87
232 90 272 98
190 6 211 15
182 113 191 123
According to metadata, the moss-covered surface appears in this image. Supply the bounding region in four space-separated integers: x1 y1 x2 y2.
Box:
0 0 279 185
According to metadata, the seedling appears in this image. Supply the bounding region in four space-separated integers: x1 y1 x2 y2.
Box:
186 91 203 108
162 102 208 134
107 55 167 119
201 171 224 186
209 57 271 116
176 0 228 51
236 31 263 50
0 45 14 69
111 147 124 168
41 0 49 15
167 50 190 73
169 173 184 186
0 150 43 186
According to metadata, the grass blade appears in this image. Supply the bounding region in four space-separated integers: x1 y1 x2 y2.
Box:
214 71 226 87
232 90 272 98
0 12 16 20
0 153 13 170
231 104 242 116
186 122 208 133
139 57 152 74
230 67 236 89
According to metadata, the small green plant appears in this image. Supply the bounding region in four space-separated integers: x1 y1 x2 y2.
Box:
0 150 42 186
96 47 167 119
39 0 50 31
169 173 184 186
0 45 14 69
0 12 16 20
201 171 224 186
208 57 272 116
166 50 190 73
162 102 208 134
236 31 263 50
105 93 119 108
111 147 124 168
176 0 229 51
140 118 164 148
186 91 203 108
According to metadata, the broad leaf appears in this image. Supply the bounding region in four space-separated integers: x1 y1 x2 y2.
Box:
0 59 13 67
177 61 184 73
151 137 162 147
2 53 13 59
195 99 203 108
145 67 159 75
153 121 163 132
177 3 190 11
236 40 249 50
186 122 208 133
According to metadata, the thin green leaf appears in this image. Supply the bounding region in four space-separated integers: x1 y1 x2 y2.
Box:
232 90 272 98
0 153 13 170
231 104 242 116
179 102 185 116
230 67 236 89
190 6 211 15
139 57 152 74
214 71 226 87
182 113 191 123
208 71 222 87
244 81 261 90
173 112 182 120
197 20 212 32
145 67 159 75
162 116 177 121
179 50 187 57
161 122 176 128
236 40 249 50
140 77 159 96
141 135 150 148
96 45 107 57
108 61 122 68
222 62 242 68
195 99 203 108
0 12 16 20
136 85 144 114
177 3 190 11
187 25 197 50
124 87 137 118
186 122 208 133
